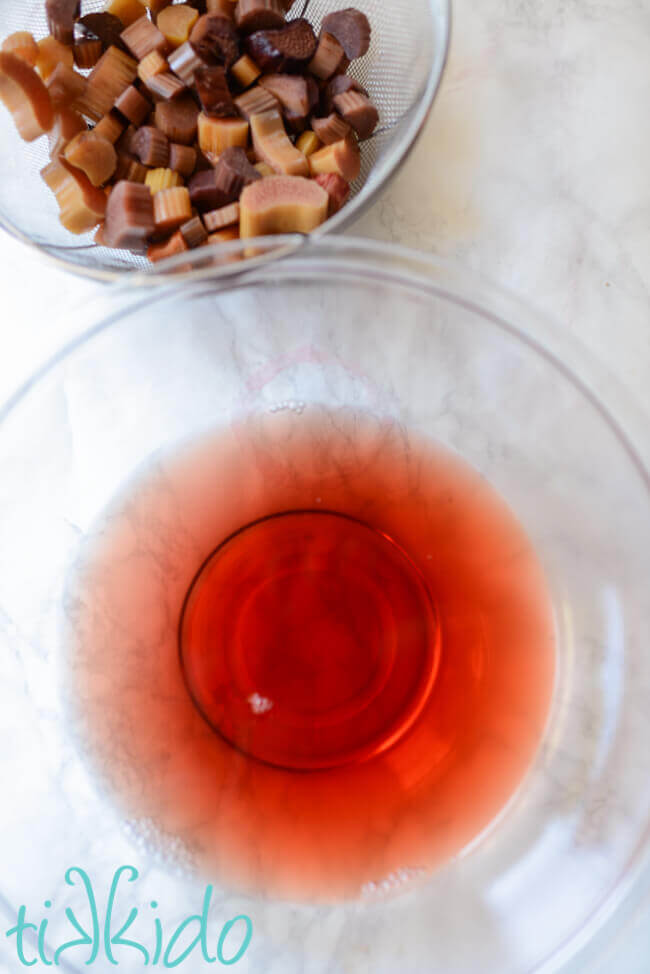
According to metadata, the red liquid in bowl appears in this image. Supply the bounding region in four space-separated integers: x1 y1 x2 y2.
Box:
67 411 555 900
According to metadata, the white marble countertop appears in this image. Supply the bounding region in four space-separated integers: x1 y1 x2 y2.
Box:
0 0 648 970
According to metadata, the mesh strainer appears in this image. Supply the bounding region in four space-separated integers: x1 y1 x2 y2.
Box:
0 0 450 279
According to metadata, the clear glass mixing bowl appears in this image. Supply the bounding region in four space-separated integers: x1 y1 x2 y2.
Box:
0 0 450 280
0 239 649 974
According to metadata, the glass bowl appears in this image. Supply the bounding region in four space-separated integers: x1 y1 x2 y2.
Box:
0 0 450 280
0 238 649 974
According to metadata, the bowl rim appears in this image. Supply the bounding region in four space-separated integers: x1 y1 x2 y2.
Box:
0 0 452 283
0 236 648 974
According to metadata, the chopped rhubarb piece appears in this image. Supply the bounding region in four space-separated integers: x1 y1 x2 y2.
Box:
147 229 188 262
120 16 167 61
144 71 186 100
323 72 367 114
259 73 310 119
203 200 240 231
0 51 54 140
236 0 285 34
64 130 117 185
104 179 155 249
73 38 103 69
168 142 196 175
168 41 203 84
145 166 183 192
240 174 327 236
245 19 316 73
107 0 146 29
188 146 259 209
114 84 151 125
46 0 80 46
77 14 127 53
153 185 192 231
195 65 237 116
234 83 278 120
93 110 125 143
308 135 360 181
113 152 148 182
197 112 248 159
2 32 39 68
48 107 86 154
231 53 261 88
308 32 346 80
320 9 370 60
43 156 107 232
333 89 378 139
311 111 350 145
137 49 168 83
132 125 169 166
250 109 308 176
157 5 199 48
46 62 86 109
206 0 236 19
295 129 320 157
76 46 137 122
189 15 240 68
36 35 74 81
180 213 207 247
314 172 349 215
154 93 198 143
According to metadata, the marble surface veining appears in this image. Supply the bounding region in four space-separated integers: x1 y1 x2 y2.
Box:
0 0 648 971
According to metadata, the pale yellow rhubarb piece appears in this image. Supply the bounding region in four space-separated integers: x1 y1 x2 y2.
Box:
64 130 117 185
308 136 360 182
0 52 54 140
153 184 191 231
254 161 274 177
157 5 199 48
2 32 39 68
250 110 308 177
137 49 168 83
76 46 138 122
145 167 183 192
296 129 321 157
107 0 147 28
204 201 240 231
36 36 74 81
240 174 327 237
231 54 261 88
42 156 107 232
197 112 249 159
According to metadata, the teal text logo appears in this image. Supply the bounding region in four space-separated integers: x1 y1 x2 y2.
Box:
6 866 252 968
